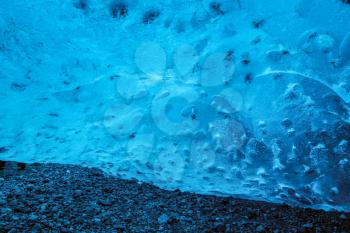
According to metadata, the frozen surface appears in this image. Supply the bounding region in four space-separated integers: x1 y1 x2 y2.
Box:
1 0 350 211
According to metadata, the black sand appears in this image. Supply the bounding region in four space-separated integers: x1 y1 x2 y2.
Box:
0 161 349 233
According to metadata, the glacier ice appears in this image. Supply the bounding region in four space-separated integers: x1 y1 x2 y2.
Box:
0 0 350 211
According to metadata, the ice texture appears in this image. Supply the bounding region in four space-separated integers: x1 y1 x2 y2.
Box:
1 0 350 211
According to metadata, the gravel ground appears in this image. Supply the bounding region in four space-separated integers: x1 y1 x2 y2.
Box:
0 161 349 233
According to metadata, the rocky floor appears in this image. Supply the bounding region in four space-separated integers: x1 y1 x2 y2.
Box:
0 161 349 233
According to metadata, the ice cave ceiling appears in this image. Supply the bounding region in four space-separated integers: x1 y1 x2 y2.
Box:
1 0 350 211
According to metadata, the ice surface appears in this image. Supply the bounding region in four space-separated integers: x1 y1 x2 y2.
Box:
1 0 350 211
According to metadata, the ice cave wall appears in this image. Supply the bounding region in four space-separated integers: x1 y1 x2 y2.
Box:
0 0 350 211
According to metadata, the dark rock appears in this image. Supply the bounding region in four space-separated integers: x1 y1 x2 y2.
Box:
97 199 113 207
209 2 225 16
73 0 88 10
110 2 128 19
256 224 266 232
247 208 259 220
0 160 5 170
252 19 265 28
17 163 26 171
116 224 126 233
142 9 160 24
11 82 27 92
32 223 42 232
281 118 293 128
244 73 253 84
300 223 315 233
167 216 180 225
212 221 226 232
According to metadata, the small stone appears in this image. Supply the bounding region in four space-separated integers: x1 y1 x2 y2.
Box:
29 214 39 221
1 208 12 214
73 190 83 197
247 208 259 220
116 224 126 232
97 199 113 207
302 223 313 229
167 216 180 225
213 221 226 232
158 213 169 225
52 206 60 212
32 223 42 232
0 161 6 170
12 215 20 221
93 218 101 224
17 163 26 170
256 225 266 232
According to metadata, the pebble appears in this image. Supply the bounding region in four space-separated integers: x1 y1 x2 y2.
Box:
158 213 169 225
256 224 266 232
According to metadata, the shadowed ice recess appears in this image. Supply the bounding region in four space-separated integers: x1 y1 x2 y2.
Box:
1 0 350 211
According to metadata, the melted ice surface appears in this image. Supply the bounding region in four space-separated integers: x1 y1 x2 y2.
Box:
1 0 350 211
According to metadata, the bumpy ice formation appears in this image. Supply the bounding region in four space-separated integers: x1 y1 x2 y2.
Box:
1 0 350 211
